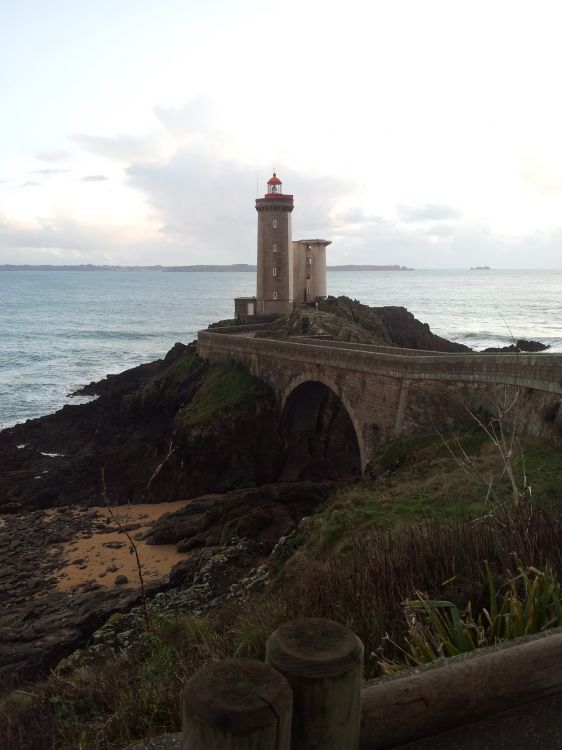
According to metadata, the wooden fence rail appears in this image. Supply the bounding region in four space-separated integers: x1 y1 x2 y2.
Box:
180 619 562 750
182 618 363 750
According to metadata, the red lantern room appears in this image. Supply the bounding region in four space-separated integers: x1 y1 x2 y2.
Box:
267 171 283 196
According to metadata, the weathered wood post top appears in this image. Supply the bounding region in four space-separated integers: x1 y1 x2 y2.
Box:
182 658 292 749
266 617 364 750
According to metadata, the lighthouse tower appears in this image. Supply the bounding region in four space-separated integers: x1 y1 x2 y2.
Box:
233 171 330 319
255 172 294 314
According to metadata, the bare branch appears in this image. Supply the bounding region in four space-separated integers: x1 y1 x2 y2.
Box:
101 468 152 632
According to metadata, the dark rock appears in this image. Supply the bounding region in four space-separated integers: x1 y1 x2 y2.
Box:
103 541 125 549
517 339 550 352
299 297 472 352
483 339 550 353
146 482 334 554
168 554 202 587
115 575 129 586
177 534 207 553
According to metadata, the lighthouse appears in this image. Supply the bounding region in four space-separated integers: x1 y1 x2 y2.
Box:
233 171 330 318
254 172 294 314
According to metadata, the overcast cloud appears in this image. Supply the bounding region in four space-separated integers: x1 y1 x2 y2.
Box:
2 0 562 267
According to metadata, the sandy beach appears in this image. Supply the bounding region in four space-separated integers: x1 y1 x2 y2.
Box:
53 501 191 592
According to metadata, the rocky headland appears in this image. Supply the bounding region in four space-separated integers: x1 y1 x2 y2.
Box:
0 297 548 690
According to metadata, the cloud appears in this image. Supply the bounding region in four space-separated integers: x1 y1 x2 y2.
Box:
126 148 351 260
154 98 215 135
397 204 460 223
334 207 383 227
32 169 70 177
4 104 562 268
35 148 71 163
127 150 257 253
20 181 40 188
324 211 562 269
520 156 562 196
71 133 157 162
0 212 136 262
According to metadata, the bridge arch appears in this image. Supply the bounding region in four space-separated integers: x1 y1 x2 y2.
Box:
280 372 366 477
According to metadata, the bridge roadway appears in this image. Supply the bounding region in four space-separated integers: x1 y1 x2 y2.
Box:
198 324 562 472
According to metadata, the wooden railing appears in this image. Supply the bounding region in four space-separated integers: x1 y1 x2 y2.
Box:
181 618 562 750
183 618 362 750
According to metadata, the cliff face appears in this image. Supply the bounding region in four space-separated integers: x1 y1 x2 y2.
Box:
0 344 282 512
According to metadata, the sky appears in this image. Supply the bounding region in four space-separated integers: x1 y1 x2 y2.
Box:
1 0 562 268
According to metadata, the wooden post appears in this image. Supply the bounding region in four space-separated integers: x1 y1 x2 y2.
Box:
266 618 364 750
182 658 292 750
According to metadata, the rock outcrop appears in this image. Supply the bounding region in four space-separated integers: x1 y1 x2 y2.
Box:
482 339 550 353
0 345 281 512
0 482 334 689
145 482 333 554
286 296 471 352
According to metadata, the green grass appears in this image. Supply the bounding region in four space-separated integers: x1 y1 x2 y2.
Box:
148 352 206 393
299 434 562 556
133 352 207 404
178 361 272 426
159 353 205 387
519 440 562 501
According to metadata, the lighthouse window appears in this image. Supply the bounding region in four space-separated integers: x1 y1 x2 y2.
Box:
305 287 310 295
272 219 278 228
307 257 312 265
272 243 278 252
273 291 278 300
273 267 277 277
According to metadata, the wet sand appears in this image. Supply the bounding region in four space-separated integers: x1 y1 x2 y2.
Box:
54 501 191 591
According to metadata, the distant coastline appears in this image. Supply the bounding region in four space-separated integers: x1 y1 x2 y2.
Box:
0 263 414 272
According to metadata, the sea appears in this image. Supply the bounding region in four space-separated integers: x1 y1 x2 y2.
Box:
1 268 561 429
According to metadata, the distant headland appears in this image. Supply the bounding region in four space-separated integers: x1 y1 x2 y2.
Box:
0 263 414 272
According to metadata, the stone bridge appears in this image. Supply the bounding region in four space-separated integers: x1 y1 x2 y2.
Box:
198 324 562 474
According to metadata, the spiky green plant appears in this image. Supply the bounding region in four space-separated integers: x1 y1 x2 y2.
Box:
383 561 562 671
